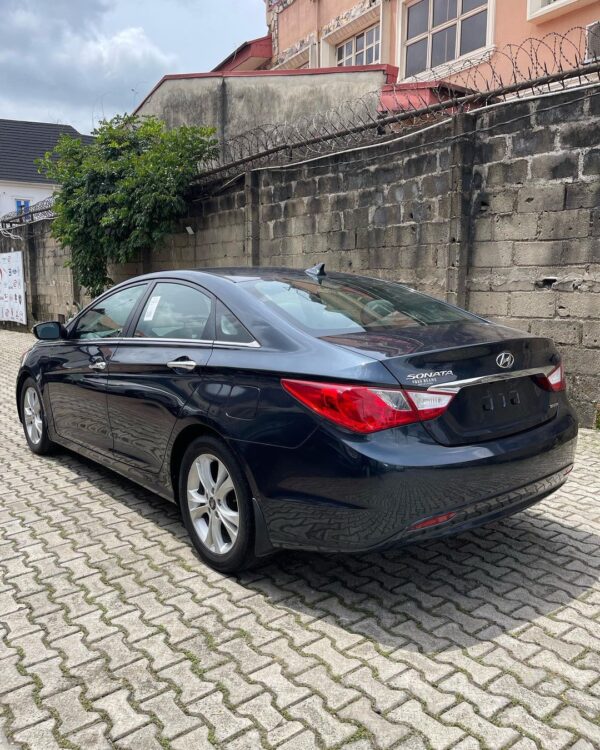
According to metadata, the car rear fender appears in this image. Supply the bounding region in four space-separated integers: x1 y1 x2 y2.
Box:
165 416 276 557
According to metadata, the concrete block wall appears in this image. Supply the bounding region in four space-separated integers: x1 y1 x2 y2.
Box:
467 88 600 426
111 189 249 283
30 222 77 322
0 221 77 327
254 127 454 300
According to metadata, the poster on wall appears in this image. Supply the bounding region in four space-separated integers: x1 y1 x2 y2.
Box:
0 250 27 325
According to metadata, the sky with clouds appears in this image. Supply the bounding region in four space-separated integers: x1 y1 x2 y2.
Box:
0 0 267 133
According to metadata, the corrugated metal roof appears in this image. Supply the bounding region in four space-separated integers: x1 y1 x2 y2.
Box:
0 119 94 184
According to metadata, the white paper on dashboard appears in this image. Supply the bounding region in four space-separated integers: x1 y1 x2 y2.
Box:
144 296 161 321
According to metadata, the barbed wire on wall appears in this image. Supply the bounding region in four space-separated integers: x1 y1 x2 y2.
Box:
1 25 599 227
0 227 24 241
194 25 600 190
0 196 56 229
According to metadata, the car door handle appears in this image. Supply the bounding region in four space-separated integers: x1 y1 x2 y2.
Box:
167 359 197 371
89 360 107 371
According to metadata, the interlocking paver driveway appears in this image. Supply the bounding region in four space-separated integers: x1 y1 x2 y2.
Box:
1 329 599 750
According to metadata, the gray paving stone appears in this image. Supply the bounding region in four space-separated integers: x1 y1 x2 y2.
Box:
388 699 464 750
249 663 310 708
287 694 357 748
442 702 518 749
92 689 148 741
43 685 100 735
498 706 573 749
141 691 200 740
188 691 251 742
340 697 410 749
170 725 213 750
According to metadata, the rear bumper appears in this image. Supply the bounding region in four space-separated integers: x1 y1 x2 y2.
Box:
389 465 570 548
240 409 577 553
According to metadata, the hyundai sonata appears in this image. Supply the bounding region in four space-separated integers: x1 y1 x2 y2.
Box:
17 266 578 572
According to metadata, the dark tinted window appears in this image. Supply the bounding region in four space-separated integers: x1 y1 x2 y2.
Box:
432 25 456 66
407 0 429 39
460 9 487 55
243 275 474 336
215 300 255 344
134 283 213 340
406 38 428 76
74 284 147 340
433 0 457 26
462 0 486 12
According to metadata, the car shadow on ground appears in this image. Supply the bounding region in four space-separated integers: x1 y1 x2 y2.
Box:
51 447 598 657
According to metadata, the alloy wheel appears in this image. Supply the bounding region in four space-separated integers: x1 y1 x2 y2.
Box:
24 387 43 445
186 453 239 555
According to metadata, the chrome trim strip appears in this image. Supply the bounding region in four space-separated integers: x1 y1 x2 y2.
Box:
116 338 215 346
427 366 555 393
65 337 261 349
213 340 261 349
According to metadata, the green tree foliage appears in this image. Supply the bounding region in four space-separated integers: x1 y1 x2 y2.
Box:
38 114 218 296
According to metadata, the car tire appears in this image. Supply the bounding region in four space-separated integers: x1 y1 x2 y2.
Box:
179 436 256 574
20 377 55 455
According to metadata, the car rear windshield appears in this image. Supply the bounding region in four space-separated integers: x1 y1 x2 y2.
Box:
242 275 475 336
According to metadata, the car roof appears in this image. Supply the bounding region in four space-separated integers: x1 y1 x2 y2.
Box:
172 267 335 283
194 267 302 283
124 266 411 288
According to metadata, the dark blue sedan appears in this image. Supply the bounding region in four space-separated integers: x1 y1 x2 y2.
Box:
16 266 578 572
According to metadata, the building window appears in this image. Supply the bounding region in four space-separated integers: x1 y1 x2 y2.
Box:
337 24 381 67
15 199 31 215
405 0 488 77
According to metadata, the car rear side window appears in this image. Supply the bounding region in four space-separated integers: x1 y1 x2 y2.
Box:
134 283 213 340
74 284 148 340
215 300 255 345
243 276 473 336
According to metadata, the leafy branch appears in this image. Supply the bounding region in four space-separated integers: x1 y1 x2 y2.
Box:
38 114 218 296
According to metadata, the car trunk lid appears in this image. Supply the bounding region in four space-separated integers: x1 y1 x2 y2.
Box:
322 323 560 446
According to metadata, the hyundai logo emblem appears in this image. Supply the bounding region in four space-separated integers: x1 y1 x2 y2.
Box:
496 352 515 369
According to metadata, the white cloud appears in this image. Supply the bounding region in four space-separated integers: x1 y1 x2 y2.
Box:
77 27 172 75
0 0 176 133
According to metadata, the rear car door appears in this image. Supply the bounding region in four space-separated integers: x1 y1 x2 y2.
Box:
47 283 149 453
106 281 215 473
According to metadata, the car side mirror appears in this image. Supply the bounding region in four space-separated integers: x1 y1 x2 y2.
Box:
33 321 66 341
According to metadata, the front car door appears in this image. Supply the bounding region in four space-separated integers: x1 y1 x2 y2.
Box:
46 283 148 453
105 281 215 473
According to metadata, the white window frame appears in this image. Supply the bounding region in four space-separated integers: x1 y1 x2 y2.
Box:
336 23 381 67
402 0 491 79
527 0 598 24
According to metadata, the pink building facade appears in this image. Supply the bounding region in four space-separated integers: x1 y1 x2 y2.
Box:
137 1 598 141
226 0 599 81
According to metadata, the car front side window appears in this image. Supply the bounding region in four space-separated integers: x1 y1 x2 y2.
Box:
134 283 214 340
74 284 148 340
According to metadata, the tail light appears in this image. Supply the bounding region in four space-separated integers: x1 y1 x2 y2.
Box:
281 379 455 433
535 363 566 392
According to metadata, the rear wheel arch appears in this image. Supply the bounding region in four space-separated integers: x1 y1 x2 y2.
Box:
179 434 258 572
169 423 224 501
170 422 260 502
16 369 35 422
169 422 273 562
